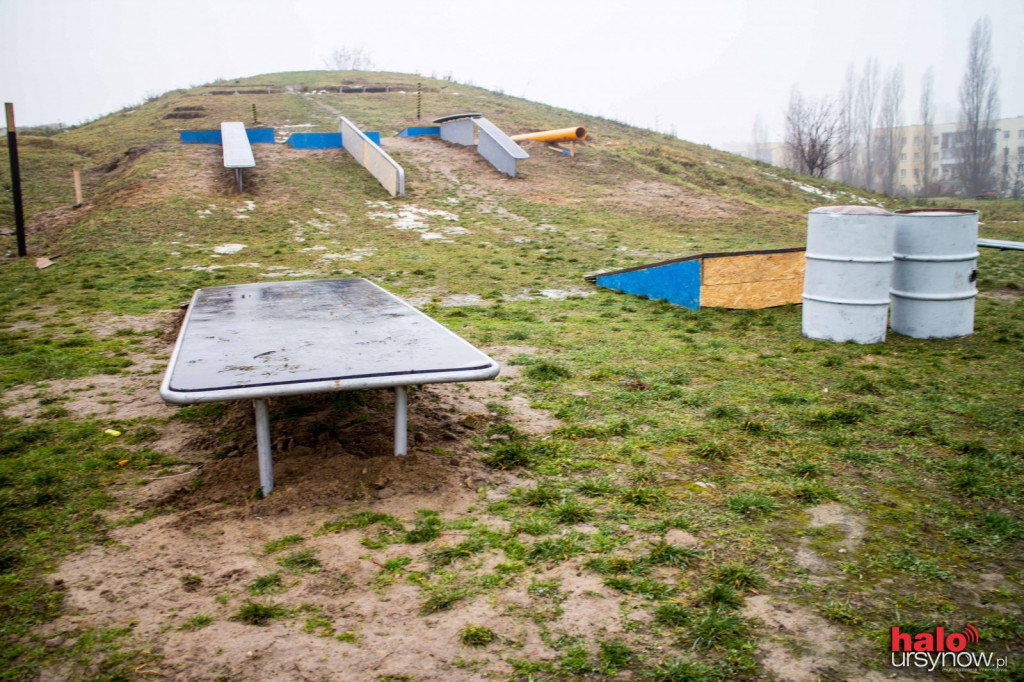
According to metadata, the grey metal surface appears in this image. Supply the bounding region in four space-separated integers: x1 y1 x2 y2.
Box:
978 238 1024 251
160 278 499 404
474 118 529 159
339 116 405 197
439 118 476 146
891 209 978 339
802 208 895 344
474 118 529 178
221 122 255 169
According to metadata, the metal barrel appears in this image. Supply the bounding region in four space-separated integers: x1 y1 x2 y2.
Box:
890 209 979 339
802 206 895 344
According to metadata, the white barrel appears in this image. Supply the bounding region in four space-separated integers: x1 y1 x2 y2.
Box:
802 206 895 344
891 209 978 339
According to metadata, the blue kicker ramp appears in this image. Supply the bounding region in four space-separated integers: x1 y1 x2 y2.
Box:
399 126 441 137
180 130 223 144
592 258 702 310
288 133 343 149
180 128 275 145
287 132 380 148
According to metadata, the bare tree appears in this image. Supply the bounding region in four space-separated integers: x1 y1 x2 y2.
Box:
856 58 880 189
750 113 771 164
875 65 904 195
324 46 376 71
784 88 847 178
957 16 1000 196
837 63 859 185
919 68 936 196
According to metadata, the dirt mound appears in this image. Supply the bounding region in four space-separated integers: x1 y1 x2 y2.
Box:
131 386 497 519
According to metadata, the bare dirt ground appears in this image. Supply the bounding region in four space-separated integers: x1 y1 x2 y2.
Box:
386 136 783 225
7 312 585 681
7 308 905 681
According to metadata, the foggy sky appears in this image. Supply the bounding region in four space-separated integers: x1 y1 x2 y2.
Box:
1 0 1022 149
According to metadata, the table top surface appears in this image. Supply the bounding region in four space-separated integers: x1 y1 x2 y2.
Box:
221 122 255 168
160 278 499 403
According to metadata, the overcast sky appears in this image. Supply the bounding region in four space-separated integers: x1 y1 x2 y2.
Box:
2 0 1022 149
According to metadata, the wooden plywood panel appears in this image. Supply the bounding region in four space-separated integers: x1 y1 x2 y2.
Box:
702 250 805 286
700 277 804 309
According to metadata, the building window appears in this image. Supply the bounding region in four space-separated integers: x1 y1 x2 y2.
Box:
1004 130 1011 139
913 168 920 178
1018 163 1024 173
900 169 906 177
900 153 907 161
1019 129 1024 139
933 152 939 160
914 152 920 161
933 168 939 177
934 135 940 145
901 136 907 146
914 135 921 145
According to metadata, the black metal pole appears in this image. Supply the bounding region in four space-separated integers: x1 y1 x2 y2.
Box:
5 103 27 257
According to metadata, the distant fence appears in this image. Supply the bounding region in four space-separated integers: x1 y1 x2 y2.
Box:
339 117 404 197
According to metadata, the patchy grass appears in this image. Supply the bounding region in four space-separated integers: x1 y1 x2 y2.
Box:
1 69 1023 682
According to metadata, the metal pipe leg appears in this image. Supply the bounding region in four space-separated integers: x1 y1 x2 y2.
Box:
235 168 243 193
394 386 408 456
254 399 274 496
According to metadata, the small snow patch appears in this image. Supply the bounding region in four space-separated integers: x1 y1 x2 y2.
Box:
213 244 247 254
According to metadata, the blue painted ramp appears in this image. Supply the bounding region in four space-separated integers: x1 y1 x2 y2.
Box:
246 128 275 144
288 133 343 149
180 127 276 144
399 126 441 137
587 248 806 310
180 130 222 144
593 258 702 310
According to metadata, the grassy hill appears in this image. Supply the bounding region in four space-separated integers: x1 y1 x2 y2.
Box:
1 71 1022 681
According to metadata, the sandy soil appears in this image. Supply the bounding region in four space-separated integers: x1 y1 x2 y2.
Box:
13 312 595 681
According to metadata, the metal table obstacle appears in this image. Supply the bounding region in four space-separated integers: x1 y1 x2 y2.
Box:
221 122 255 192
160 278 500 496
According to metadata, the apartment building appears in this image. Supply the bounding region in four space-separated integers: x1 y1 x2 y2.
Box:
888 116 1024 197
730 116 1024 198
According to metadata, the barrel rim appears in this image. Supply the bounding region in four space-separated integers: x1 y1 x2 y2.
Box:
894 208 979 217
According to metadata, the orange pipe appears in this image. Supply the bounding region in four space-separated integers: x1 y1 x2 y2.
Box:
510 126 587 143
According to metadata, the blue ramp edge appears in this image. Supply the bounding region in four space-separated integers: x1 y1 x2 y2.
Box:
181 128 275 144
180 130 222 144
593 259 701 310
246 128 275 144
288 133 343 149
399 126 441 137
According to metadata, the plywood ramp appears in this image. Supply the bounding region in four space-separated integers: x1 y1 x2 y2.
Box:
586 247 805 310
701 250 805 309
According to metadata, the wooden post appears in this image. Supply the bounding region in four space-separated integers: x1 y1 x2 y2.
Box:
5 103 27 257
251 103 258 125
416 82 422 121
72 169 83 208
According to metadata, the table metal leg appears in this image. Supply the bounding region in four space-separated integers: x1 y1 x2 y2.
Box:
254 399 274 496
235 168 243 193
394 386 408 456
